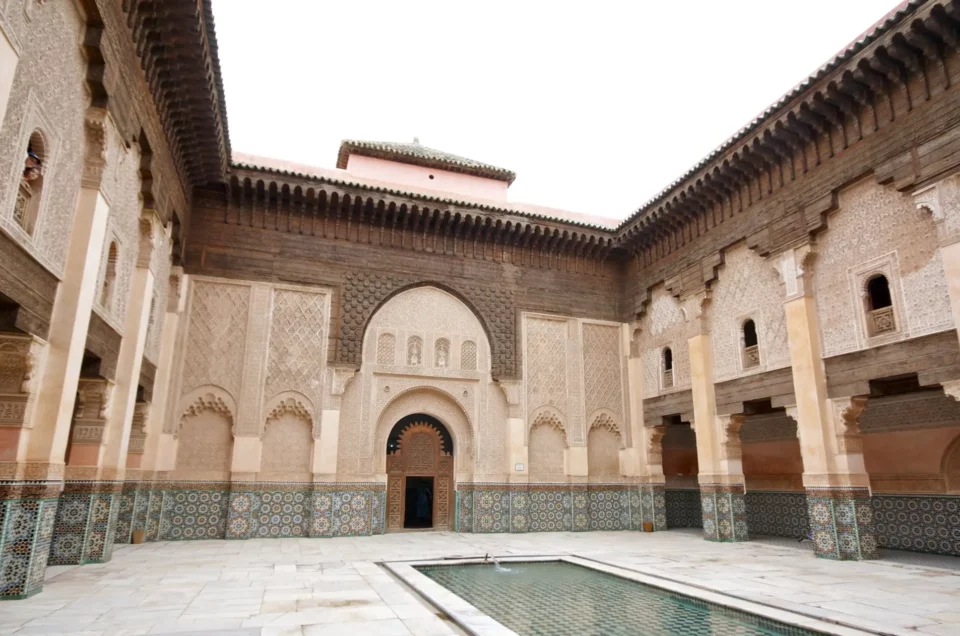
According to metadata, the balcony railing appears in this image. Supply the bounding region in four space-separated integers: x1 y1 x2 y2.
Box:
869 306 896 335
743 344 760 369
663 369 673 389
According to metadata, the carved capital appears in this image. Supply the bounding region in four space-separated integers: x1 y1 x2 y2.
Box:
645 424 666 466
168 267 185 313
128 401 150 453
942 380 960 403
0 334 46 428
72 378 113 444
82 108 109 189
137 213 161 269
775 243 817 301
496 379 523 406
328 366 357 397
682 290 712 338
831 395 868 455
718 413 745 460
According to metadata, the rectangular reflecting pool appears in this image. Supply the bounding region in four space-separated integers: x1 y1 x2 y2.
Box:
415 561 828 636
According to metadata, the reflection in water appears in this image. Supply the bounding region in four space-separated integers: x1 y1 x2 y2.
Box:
417 561 820 636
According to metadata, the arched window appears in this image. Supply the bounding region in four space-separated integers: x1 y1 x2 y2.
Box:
742 319 760 369
865 274 896 335
461 340 477 371
406 335 423 366
100 242 119 312
377 332 396 365
662 347 674 388
434 338 450 368
13 130 46 236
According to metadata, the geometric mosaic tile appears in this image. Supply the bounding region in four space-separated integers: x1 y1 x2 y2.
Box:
746 491 809 539
805 487 877 561
0 497 58 599
872 494 960 557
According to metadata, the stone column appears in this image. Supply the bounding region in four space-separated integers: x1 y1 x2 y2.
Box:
914 178 960 342
624 324 666 531
52 212 159 565
115 401 149 544
685 292 748 542
777 245 877 560
0 110 112 598
139 269 185 542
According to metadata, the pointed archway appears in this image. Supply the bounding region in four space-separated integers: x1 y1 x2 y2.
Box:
386 414 454 531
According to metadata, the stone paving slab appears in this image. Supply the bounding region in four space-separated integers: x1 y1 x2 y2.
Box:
0 530 957 635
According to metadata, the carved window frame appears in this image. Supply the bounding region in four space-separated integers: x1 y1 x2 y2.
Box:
3 92 59 250
848 253 905 349
406 334 424 366
660 346 674 390
376 330 397 366
737 313 762 373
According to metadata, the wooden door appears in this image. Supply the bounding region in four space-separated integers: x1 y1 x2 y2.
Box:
385 421 453 530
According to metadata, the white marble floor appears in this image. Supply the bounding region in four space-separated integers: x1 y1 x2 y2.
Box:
2 530 959 635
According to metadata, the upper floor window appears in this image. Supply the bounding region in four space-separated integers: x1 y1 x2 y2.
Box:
865 274 896 336
407 335 423 366
461 340 477 371
434 338 450 368
14 130 46 236
742 319 760 369
662 347 674 389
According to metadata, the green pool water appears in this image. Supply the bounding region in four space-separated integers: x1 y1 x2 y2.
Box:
416 561 826 636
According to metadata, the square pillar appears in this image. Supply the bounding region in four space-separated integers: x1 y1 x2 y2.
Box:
0 483 58 599
778 245 877 560
686 293 749 543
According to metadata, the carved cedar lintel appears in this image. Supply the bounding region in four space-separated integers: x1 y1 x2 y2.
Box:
0 334 46 428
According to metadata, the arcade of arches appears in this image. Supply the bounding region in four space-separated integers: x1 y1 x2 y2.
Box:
3 0 960 602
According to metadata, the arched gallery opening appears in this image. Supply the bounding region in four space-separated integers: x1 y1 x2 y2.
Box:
386 414 455 531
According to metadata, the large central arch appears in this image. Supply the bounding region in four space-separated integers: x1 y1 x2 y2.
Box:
385 414 454 531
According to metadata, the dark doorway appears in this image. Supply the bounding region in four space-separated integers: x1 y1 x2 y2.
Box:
404 476 434 528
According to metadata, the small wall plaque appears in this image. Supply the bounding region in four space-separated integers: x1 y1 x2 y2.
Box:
514 463 524 471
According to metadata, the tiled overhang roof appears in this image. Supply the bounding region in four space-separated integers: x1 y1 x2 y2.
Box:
120 0 231 186
337 140 517 185
615 0 933 240
231 159 613 230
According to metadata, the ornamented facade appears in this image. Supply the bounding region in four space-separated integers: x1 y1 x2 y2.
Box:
1 0 960 600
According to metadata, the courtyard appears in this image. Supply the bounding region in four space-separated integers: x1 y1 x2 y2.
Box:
2 531 958 636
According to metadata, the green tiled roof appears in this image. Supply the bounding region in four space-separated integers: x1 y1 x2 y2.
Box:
337 139 516 184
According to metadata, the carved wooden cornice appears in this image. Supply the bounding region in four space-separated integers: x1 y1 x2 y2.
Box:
616 0 958 258
117 0 230 186
213 171 618 274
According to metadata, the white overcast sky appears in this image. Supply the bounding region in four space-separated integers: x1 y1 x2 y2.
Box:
212 0 899 222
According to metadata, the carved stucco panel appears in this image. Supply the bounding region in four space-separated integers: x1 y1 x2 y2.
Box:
478 375 508 478
263 288 328 415
260 412 312 479
172 409 233 481
636 286 689 397
528 413 566 479
582 323 624 422
708 242 790 381
524 316 567 419
0 1 85 277
815 179 952 357
181 280 251 398
92 128 141 332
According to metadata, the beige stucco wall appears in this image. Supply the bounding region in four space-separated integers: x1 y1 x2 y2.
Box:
815 178 953 357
